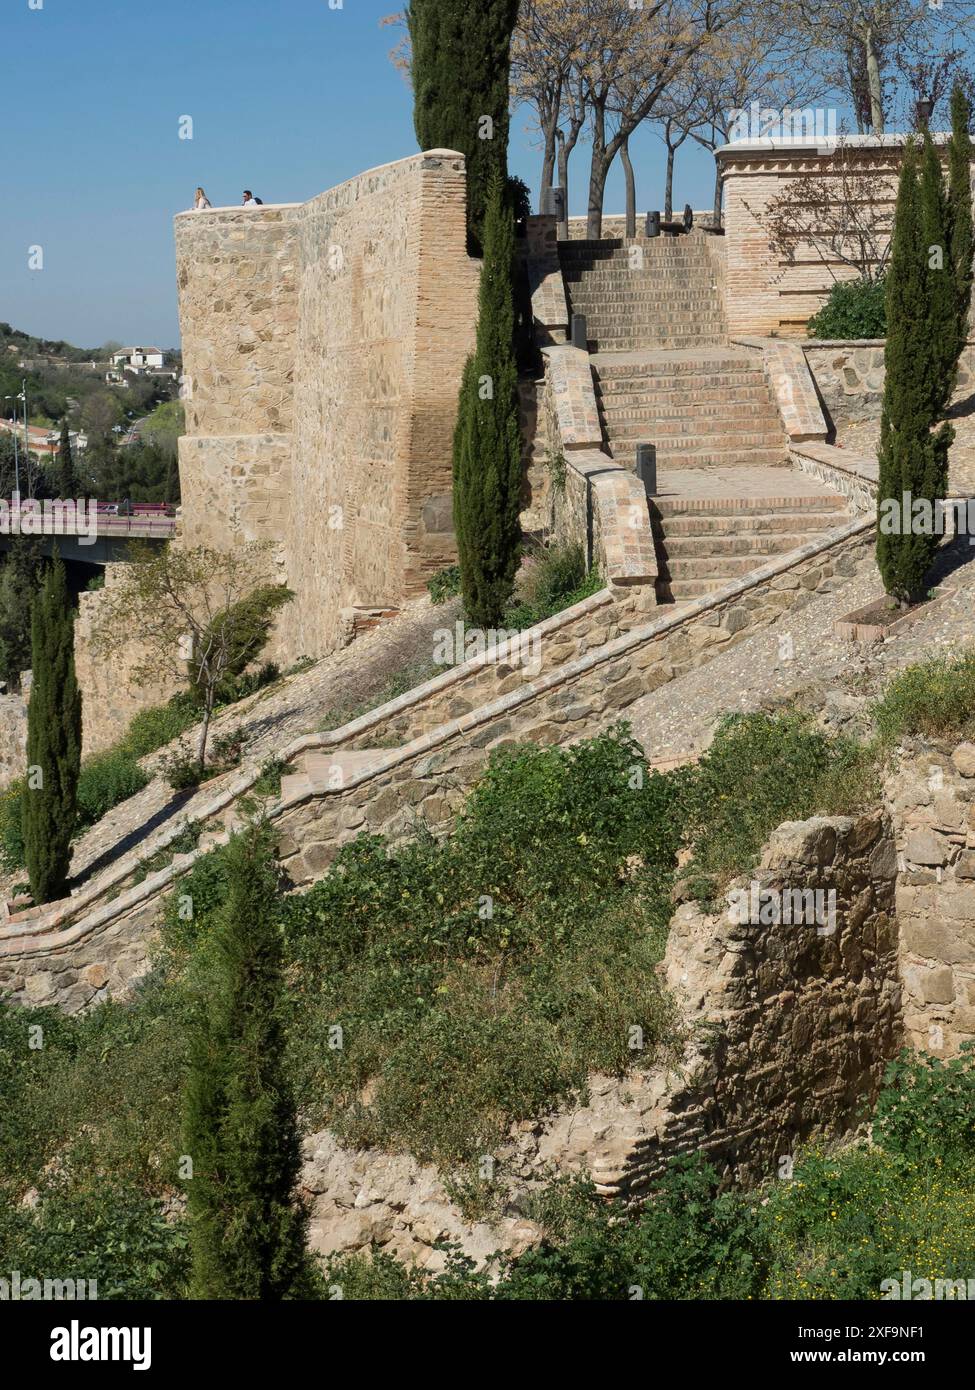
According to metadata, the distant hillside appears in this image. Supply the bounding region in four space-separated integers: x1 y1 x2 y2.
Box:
0 322 106 364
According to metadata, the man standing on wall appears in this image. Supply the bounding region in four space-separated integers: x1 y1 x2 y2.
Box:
242 189 264 206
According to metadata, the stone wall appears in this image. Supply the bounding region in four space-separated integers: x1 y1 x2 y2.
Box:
0 687 28 790
887 739 975 1057
174 152 481 665
0 514 876 1009
805 341 975 430
73 564 184 757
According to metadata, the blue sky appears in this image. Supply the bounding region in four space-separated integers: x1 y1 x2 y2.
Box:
3 0 750 347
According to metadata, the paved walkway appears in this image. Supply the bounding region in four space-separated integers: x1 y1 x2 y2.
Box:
628 536 975 767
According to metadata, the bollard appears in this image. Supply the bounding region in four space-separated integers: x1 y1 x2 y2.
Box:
570 313 588 351
540 185 566 221
645 210 661 238
636 443 657 497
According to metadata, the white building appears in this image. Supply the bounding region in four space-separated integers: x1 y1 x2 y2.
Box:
111 346 165 371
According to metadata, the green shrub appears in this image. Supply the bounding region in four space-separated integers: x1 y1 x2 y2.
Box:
759 1146 975 1299
162 753 205 792
0 1178 189 1300
118 694 199 760
873 1044 975 1169
505 542 601 630
428 564 461 605
282 726 680 1163
675 712 879 898
806 276 886 339
873 653 975 742
76 749 150 828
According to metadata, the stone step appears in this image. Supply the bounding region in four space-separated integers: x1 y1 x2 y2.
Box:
659 551 826 580
615 445 790 467
609 428 787 451
602 403 781 429
596 375 769 399
598 388 774 411
280 771 314 802
657 509 847 536
652 492 847 517
655 575 731 600
592 337 729 352
656 529 834 558
300 748 393 790
594 354 758 377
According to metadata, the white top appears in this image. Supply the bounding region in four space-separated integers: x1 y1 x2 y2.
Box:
194 194 211 209
242 197 260 206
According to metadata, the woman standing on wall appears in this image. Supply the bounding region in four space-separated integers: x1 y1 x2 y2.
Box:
194 187 212 210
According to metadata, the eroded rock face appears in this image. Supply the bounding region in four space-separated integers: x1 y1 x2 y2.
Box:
888 743 975 1054
301 807 904 1268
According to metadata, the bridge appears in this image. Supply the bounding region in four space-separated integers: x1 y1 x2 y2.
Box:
0 499 176 564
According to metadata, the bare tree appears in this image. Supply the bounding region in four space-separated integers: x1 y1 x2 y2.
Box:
794 0 974 135
91 541 293 771
747 136 895 284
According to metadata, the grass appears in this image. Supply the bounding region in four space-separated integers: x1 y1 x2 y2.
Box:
873 652 975 743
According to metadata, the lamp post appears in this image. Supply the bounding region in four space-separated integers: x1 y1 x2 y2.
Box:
2 397 20 497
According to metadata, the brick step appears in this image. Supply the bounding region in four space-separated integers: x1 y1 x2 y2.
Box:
592 337 728 352
657 529 837 558
657 509 847 536
596 379 769 400
600 398 779 422
614 445 790 467
567 279 717 293
560 256 715 271
655 576 732 601
606 426 785 448
597 389 774 412
659 549 832 580
608 427 787 450
651 493 847 517
582 317 728 332
594 355 757 377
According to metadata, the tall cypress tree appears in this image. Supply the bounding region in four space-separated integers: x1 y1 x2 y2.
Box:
183 826 308 1300
407 0 519 251
452 171 522 627
876 128 966 607
948 84 974 360
55 419 77 499
22 558 81 903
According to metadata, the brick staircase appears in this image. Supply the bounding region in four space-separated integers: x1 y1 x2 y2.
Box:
651 485 851 604
560 233 726 352
593 350 788 470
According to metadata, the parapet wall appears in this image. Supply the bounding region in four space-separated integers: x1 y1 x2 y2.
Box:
716 135 973 337
174 152 480 664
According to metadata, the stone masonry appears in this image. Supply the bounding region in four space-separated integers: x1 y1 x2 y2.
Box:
174 151 480 665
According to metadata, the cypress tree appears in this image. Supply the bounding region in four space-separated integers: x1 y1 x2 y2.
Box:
948 84 974 358
452 171 522 627
22 558 81 903
407 0 519 251
918 130 959 422
183 826 308 1300
55 419 77 498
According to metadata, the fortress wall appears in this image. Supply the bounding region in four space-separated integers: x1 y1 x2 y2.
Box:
286 150 479 659
174 203 301 437
173 154 479 666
